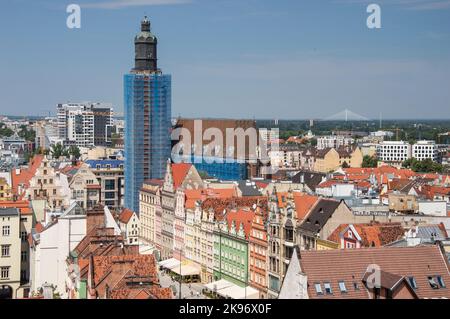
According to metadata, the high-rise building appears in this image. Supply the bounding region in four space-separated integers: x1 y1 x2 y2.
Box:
57 102 113 147
124 17 172 212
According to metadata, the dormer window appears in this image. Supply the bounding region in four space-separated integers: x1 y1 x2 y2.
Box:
348 230 353 238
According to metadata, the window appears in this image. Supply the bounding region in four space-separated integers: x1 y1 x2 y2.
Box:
104 180 115 190
324 282 333 294
21 251 27 262
1 266 10 279
314 283 323 295
1 245 10 257
338 281 347 293
428 276 439 289
2 225 10 236
436 276 446 288
408 276 417 289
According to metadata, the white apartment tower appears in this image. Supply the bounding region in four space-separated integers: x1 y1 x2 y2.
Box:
57 102 113 148
317 135 354 150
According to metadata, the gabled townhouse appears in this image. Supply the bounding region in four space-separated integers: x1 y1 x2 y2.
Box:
213 208 255 287
248 202 269 298
266 188 353 298
25 156 70 210
327 222 405 249
184 188 237 283
139 161 204 261
64 163 101 210
0 172 12 201
313 147 363 173
118 208 140 245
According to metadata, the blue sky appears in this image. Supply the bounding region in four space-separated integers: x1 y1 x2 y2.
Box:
0 0 449 119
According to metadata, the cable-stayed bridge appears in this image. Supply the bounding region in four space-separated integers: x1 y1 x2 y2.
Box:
322 108 370 121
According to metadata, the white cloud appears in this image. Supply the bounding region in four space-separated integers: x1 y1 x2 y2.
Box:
81 0 192 9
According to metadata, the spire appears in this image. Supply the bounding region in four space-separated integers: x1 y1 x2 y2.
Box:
133 16 158 72
141 16 150 32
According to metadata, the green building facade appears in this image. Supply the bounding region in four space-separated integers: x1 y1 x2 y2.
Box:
213 220 249 287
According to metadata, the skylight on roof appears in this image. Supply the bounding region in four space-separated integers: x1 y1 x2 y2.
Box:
408 276 417 289
338 281 347 293
314 283 323 295
436 276 446 288
324 282 332 294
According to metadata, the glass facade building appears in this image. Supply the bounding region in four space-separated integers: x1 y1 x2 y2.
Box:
186 155 248 181
124 73 171 212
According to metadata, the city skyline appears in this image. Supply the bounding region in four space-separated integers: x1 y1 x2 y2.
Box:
0 0 450 119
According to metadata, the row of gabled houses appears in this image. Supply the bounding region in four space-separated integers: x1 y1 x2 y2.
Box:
136 158 450 299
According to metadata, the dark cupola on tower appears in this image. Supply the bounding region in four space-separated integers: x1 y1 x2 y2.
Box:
134 16 158 72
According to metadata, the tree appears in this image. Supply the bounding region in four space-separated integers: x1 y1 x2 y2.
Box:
402 157 443 173
18 125 36 142
68 145 81 160
0 122 13 137
51 143 65 159
362 155 378 168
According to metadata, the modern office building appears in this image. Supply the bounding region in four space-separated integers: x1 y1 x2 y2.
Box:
412 140 439 162
376 141 411 164
57 102 113 148
189 155 248 180
124 17 172 212
85 159 124 210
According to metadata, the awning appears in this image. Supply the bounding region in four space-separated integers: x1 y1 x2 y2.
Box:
158 258 180 269
205 279 234 291
204 279 259 299
169 261 201 276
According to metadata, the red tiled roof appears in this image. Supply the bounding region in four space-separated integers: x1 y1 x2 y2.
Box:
300 245 450 299
294 193 320 220
328 222 405 247
0 200 31 214
254 181 269 189
225 208 256 239
184 188 237 209
35 222 44 233
11 155 44 197
202 196 266 218
172 163 192 188
118 208 134 224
